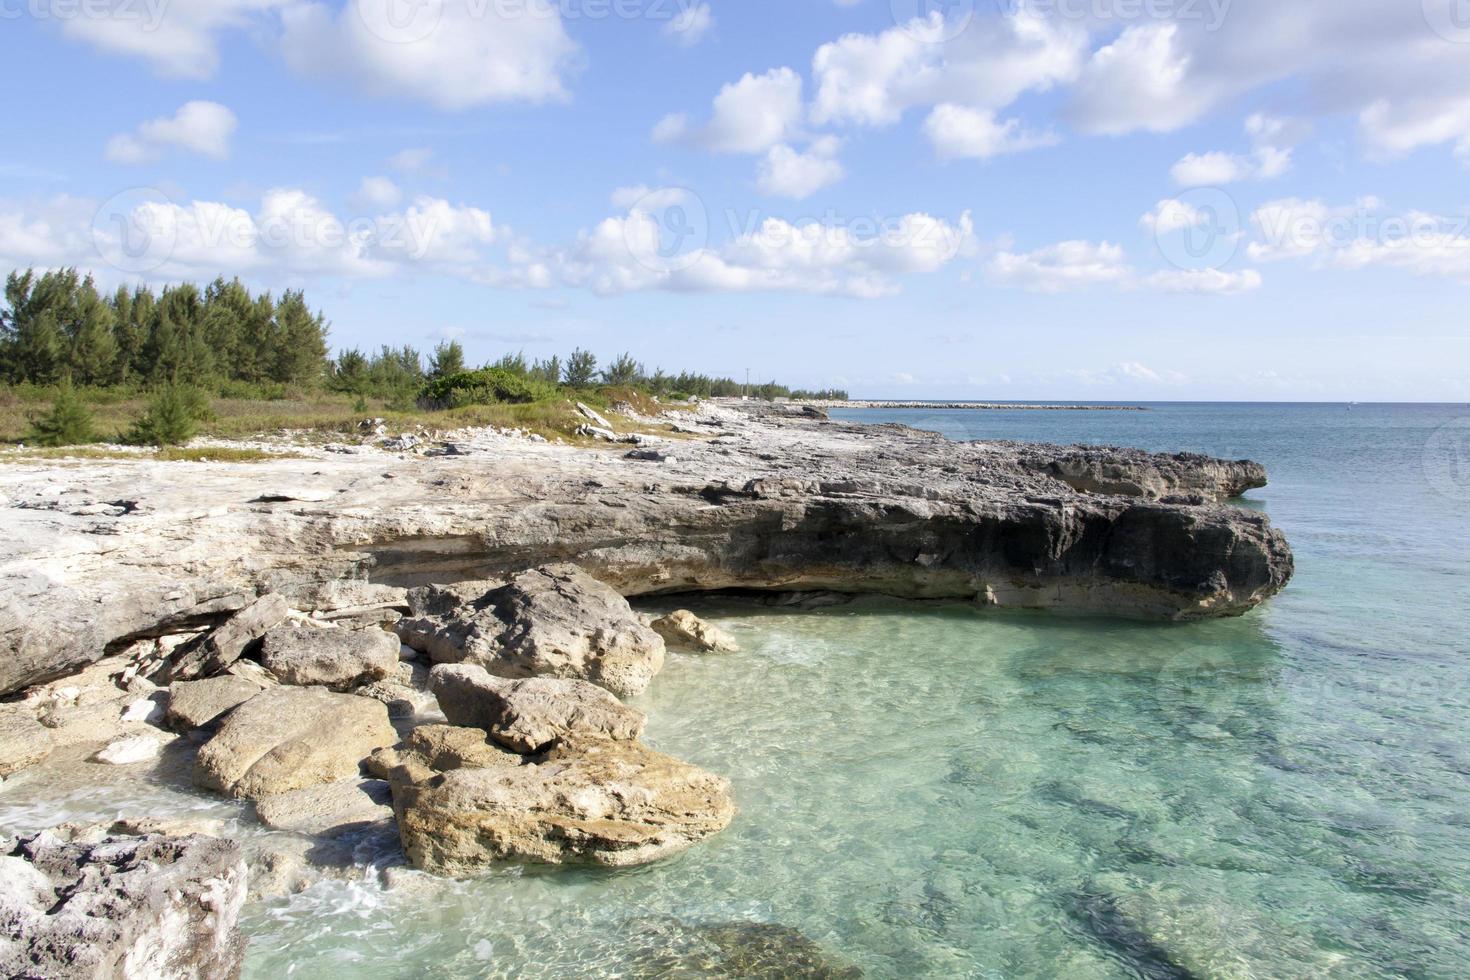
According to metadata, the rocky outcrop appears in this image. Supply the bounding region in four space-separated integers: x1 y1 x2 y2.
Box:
394 736 735 872
0 403 1293 696
254 779 395 838
0 705 53 777
0 832 247 980
169 592 290 682
367 724 524 788
165 675 268 731
194 687 396 800
259 624 399 690
431 664 647 753
652 610 740 653
398 565 666 698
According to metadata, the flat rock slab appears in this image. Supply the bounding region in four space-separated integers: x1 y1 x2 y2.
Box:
166 675 268 730
260 625 399 690
431 663 646 754
0 832 247 980
399 564 665 699
651 610 740 653
0 705 53 777
396 736 734 872
255 779 394 838
194 687 396 800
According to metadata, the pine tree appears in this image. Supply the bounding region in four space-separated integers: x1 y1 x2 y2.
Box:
271 290 328 385
429 340 465 379
29 380 96 446
563 348 597 387
69 277 119 386
129 384 206 446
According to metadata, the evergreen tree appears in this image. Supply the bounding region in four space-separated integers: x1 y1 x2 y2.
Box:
531 355 561 384
144 284 213 385
429 340 465 379
600 352 642 386
28 380 96 446
129 384 206 446
271 290 329 385
563 348 597 387
69 277 119 386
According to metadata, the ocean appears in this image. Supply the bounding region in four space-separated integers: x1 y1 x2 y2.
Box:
10 403 1470 977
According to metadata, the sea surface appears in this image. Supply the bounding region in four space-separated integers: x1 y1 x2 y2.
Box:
8 403 1470 977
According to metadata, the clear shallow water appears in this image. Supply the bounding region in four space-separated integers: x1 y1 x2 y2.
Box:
8 403 1470 977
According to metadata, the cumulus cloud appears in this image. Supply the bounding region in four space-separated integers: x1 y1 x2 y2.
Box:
1247 197 1470 280
105 101 238 164
278 0 578 111
989 239 1260 294
354 176 402 209
756 138 844 199
1170 113 1302 186
924 104 1058 160
663 2 713 47
666 67 805 154
52 0 276 79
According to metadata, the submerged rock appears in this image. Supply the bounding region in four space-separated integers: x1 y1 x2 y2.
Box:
193 686 396 800
625 917 864 979
398 564 666 698
395 736 734 872
431 664 647 753
0 832 247 980
651 610 740 653
259 624 399 690
165 675 268 731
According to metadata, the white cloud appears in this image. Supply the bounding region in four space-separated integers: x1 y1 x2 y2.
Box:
105 101 238 164
924 104 1058 160
1066 24 1215 135
278 0 578 111
609 185 690 210
811 11 1085 128
676 67 805 154
354 176 403 209
1170 113 1300 186
388 148 435 173
990 239 1260 294
1247 197 1470 280
663 2 713 47
756 138 844 199
53 0 278 79
1139 199 1211 235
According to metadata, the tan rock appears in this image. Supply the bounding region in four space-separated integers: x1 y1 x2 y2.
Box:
194 687 396 800
651 609 740 653
259 625 399 691
170 593 290 681
166 675 267 730
0 705 53 777
255 779 394 837
396 736 734 872
431 664 646 754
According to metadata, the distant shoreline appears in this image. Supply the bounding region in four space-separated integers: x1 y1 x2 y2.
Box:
802 400 1148 412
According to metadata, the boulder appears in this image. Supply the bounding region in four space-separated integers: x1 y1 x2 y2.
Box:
431 664 646 754
254 779 394 838
259 625 399 690
397 564 665 698
194 687 396 800
170 592 290 681
0 832 247 980
651 610 740 653
395 736 734 872
366 725 523 790
165 675 267 730
92 734 164 766
0 705 53 777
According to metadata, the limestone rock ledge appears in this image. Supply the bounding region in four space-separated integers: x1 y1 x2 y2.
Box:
0 403 1294 696
0 832 248 980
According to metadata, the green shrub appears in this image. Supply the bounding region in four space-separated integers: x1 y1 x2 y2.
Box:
419 368 559 408
129 385 210 446
28 382 96 446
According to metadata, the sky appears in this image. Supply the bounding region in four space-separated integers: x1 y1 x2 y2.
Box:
3 0 1470 400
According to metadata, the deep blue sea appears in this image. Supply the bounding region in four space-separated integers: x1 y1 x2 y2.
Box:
8 403 1469 977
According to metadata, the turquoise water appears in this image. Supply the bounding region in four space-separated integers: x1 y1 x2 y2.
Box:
15 404 1470 977
238 404 1470 977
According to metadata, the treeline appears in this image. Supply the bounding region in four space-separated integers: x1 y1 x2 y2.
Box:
0 268 328 389
2 268 847 405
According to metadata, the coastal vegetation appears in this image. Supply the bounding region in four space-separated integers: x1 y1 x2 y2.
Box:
0 267 846 445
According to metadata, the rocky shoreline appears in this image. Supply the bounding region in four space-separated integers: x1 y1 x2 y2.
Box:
0 402 1292 975
810 400 1148 411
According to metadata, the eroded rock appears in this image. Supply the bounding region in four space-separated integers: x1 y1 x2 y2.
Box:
165 675 268 731
431 663 647 753
170 592 290 681
259 624 399 690
396 736 734 872
255 779 394 838
398 564 665 698
194 687 396 800
0 832 247 980
0 705 53 777
651 610 740 653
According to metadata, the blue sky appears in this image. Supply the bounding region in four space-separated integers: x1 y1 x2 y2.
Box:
3 0 1470 399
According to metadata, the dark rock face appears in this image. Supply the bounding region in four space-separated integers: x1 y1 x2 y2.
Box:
0 832 248 980
0 404 1294 696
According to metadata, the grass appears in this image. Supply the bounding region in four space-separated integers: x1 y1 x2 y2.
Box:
0 384 692 450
